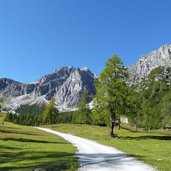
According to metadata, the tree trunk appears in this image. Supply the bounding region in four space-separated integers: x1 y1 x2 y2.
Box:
109 120 114 137
109 113 116 137
118 118 121 130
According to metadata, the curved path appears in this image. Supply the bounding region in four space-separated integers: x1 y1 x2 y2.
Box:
36 127 157 171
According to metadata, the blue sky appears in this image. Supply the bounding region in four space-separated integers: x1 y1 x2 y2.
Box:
0 0 171 83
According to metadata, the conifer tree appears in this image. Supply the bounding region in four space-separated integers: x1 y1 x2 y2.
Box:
43 97 59 124
94 55 128 137
76 91 92 124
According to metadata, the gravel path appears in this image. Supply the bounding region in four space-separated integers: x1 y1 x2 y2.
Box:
36 127 157 171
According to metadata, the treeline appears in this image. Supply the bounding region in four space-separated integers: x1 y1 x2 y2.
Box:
5 113 42 126
5 92 105 126
16 104 45 115
5 110 93 126
5 109 108 126
5 93 94 126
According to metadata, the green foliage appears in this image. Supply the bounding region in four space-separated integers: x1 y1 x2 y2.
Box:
127 87 142 129
92 107 109 126
16 104 45 115
7 104 46 126
5 113 42 126
129 67 171 130
75 91 92 124
160 90 171 126
5 99 59 126
57 111 76 123
43 97 59 124
94 55 129 135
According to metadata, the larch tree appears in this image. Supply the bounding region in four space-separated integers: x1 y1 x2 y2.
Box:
43 97 59 124
94 55 129 137
76 91 92 124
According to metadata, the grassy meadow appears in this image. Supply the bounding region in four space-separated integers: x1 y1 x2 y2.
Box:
0 113 79 171
1 111 171 171
46 123 171 171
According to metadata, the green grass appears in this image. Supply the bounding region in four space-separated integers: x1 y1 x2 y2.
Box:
1 110 170 171
0 113 79 171
46 123 171 171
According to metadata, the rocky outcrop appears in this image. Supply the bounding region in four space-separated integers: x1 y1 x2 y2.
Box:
0 78 35 98
0 67 97 111
128 44 171 84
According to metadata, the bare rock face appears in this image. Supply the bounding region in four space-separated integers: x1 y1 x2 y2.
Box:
0 67 97 111
128 44 171 84
55 68 96 110
0 78 35 98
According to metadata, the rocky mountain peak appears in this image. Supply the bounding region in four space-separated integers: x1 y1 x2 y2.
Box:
1 66 97 111
54 66 75 74
158 44 171 57
128 44 171 84
81 67 89 71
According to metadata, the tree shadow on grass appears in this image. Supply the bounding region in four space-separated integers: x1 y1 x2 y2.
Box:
120 135 171 141
1 137 70 144
0 128 41 136
0 151 79 171
120 126 143 133
76 152 145 167
0 145 21 150
0 151 145 171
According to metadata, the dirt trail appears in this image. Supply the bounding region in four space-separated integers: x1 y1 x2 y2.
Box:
37 127 157 171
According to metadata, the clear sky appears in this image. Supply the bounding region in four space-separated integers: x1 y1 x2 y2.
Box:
0 0 171 83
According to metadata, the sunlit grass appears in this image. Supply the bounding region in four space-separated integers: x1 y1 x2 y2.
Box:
46 123 171 171
1 111 170 171
0 113 79 171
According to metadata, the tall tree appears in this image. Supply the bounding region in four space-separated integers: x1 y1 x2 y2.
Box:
76 91 92 124
43 97 59 124
160 91 171 126
94 55 128 137
127 87 140 130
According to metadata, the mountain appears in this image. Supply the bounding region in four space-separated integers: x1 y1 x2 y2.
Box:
0 67 97 111
1 44 171 112
128 44 171 84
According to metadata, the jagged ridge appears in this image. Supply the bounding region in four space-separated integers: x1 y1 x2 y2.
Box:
128 44 171 83
0 67 97 111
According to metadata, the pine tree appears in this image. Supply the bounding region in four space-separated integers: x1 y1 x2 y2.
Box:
43 97 59 124
76 91 92 124
160 91 171 126
127 87 141 130
94 55 129 137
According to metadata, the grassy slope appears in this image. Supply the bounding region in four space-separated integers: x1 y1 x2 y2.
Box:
46 124 171 171
0 113 79 171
